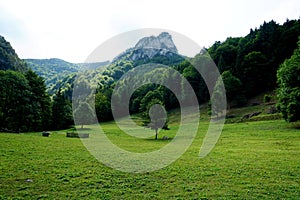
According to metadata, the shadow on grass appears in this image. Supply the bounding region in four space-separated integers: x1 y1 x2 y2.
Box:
290 122 300 129
74 127 92 131
143 137 173 142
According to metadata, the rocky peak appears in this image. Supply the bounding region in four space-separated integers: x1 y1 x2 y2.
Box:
134 32 178 53
112 32 180 63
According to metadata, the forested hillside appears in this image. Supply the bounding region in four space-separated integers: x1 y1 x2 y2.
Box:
25 59 109 95
208 19 300 97
91 19 300 122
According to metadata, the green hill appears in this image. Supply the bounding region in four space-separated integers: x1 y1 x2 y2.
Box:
25 58 79 95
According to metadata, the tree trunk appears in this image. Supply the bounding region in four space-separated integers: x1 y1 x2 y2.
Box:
155 129 158 140
81 124 83 129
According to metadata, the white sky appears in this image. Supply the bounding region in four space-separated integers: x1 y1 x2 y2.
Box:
0 0 299 63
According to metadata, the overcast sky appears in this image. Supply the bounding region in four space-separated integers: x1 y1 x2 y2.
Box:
0 0 299 63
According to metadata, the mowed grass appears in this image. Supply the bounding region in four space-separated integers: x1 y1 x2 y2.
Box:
0 116 300 199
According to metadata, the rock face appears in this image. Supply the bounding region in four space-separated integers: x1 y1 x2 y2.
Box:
113 32 180 62
134 32 178 53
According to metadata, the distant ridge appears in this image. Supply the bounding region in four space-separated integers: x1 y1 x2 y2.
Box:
25 58 109 94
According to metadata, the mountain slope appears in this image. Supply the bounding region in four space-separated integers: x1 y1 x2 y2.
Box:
0 35 28 72
26 32 182 97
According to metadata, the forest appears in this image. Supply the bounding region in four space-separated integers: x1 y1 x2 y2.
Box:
0 19 300 132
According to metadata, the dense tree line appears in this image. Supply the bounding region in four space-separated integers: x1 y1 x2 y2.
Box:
0 70 51 132
208 19 300 97
0 69 74 132
0 36 73 132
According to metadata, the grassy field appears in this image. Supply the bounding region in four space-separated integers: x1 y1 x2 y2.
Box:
0 107 300 199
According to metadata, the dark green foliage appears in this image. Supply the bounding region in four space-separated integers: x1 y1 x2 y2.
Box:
129 85 152 114
0 70 51 132
208 37 240 73
51 89 73 130
94 76 114 122
25 70 52 131
233 21 280 95
221 71 246 107
95 92 112 122
277 38 300 122
276 19 300 65
182 56 210 104
182 64 204 100
238 51 270 96
0 70 31 132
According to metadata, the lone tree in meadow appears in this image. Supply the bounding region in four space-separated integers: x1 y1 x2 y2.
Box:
210 74 227 119
73 102 95 129
277 38 300 122
143 99 168 140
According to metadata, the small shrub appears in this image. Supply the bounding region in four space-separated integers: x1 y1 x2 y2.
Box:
42 132 50 137
267 106 277 114
264 94 272 103
66 132 89 138
247 113 282 121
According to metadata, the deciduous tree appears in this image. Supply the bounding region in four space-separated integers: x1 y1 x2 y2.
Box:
277 38 300 122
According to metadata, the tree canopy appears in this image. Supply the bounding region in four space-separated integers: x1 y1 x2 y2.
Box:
277 38 300 122
0 70 51 132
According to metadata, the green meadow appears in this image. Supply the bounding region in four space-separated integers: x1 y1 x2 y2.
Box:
1 106 299 199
